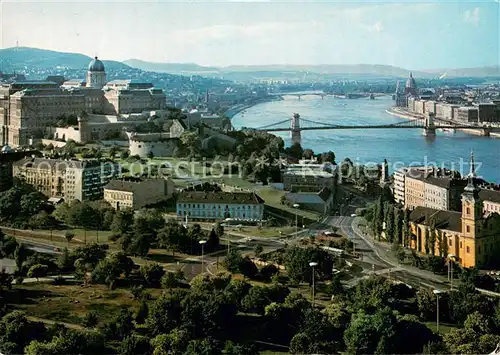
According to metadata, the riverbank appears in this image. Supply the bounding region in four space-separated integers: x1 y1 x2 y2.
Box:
224 96 282 118
385 107 422 121
386 108 500 138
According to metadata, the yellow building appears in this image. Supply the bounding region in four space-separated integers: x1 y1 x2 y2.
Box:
104 178 174 210
408 154 500 268
13 157 118 201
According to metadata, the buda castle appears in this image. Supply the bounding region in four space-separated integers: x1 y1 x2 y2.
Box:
0 57 166 146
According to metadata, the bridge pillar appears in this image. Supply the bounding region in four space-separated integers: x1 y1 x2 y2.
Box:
424 112 436 137
291 113 301 145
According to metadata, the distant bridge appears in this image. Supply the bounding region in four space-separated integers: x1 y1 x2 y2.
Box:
243 113 492 145
269 91 383 100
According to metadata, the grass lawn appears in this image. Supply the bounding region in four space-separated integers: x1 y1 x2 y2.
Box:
6 227 116 248
425 321 458 334
255 186 320 221
8 282 159 326
230 226 295 238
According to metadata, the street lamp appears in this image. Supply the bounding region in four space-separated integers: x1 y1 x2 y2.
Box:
293 204 300 235
199 240 207 272
448 254 456 290
309 261 318 307
433 290 442 333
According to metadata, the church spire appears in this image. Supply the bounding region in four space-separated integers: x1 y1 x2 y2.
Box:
465 150 479 194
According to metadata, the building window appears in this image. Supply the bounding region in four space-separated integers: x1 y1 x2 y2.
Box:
466 226 470 233
449 239 452 246
466 207 470 215
466 246 470 253
460 241 463 248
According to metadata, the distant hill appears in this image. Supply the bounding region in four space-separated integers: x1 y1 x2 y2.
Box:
123 59 500 80
421 65 500 78
123 59 219 74
0 47 130 72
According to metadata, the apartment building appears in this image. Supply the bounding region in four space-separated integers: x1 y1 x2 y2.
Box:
282 163 336 191
104 178 174 210
13 157 119 201
393 166 434 206
480 189 500 216
176 191 265 221
404 168 466 211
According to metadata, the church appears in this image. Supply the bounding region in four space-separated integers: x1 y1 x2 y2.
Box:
408 152 500 268
0 57 166 146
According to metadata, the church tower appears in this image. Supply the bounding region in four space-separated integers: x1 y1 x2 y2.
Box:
86 57 106 89
461 151 482 239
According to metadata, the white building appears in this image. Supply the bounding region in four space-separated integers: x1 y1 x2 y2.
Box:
176 191 265 221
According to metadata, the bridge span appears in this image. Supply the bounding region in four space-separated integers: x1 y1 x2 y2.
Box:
243 113 492 145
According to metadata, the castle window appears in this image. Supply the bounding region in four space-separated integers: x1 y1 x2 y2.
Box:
466 207 470 215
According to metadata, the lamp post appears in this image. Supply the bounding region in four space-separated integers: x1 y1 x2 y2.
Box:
309 261 318 307
448 254 456 290
199 240 207 273
433 290 442 333
293 204 300 235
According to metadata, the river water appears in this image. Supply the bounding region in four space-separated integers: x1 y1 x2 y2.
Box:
232 95 500 183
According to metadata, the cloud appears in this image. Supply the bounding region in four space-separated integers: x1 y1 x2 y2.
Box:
166 21 303 44
463 7 480 25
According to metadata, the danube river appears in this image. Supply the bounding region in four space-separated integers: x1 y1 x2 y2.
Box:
231 94 500 183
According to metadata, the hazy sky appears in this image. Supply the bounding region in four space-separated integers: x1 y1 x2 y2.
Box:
1 0 499 69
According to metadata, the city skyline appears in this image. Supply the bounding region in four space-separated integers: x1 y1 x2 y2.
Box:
1 1 498 70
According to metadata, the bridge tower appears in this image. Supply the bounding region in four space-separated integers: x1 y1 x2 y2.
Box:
424 112 436 137
291 113 301 145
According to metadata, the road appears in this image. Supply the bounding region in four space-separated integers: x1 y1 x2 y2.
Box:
326 215 450 291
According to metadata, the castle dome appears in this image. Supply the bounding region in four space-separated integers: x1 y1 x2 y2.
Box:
88 57 105 72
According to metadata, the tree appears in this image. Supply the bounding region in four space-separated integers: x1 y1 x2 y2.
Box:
65 230 74 246
151 328 190 355
161 272 179 290
91 257 123 289
147 151 154 160
241 286 274 315
146 293 183 336
254 244 263 257
385 204 395 242
109 145 120 159
27 264 48 281
118 334 152 355
303 148 314 159
82 311 99 328
0 311 47 354
215 222 224 238
284 246 333 283
14 243 29 274
207 228 219 251
135 300 149 325
222 249 244 273
140 263 165 287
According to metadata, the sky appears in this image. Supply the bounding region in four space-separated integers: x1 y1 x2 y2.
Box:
1 0 499 69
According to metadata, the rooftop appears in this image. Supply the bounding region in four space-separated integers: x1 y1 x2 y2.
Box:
410 206 462 233
480 189 500 204
177 191 265 205
13 157 112 171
